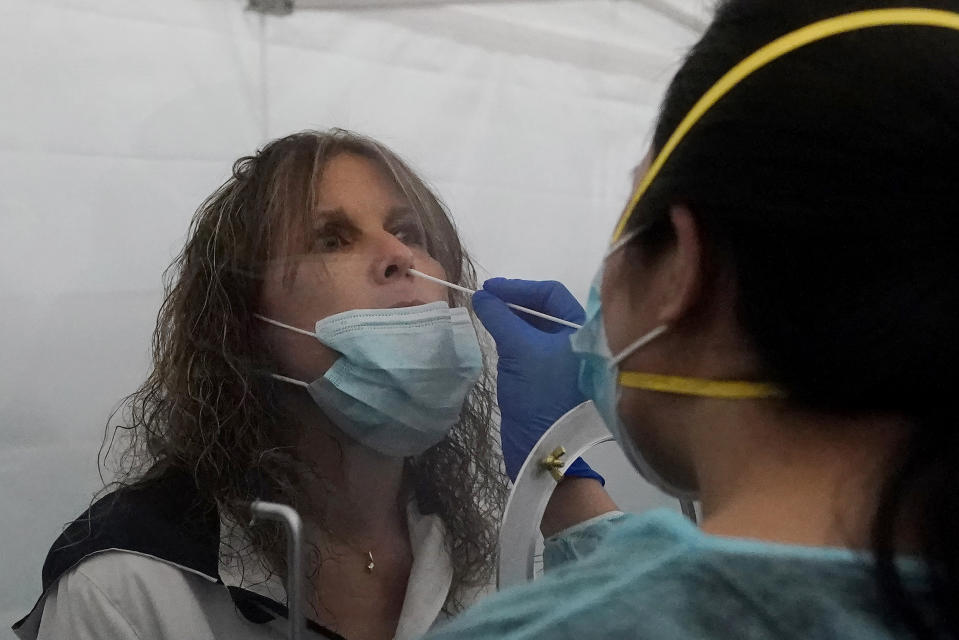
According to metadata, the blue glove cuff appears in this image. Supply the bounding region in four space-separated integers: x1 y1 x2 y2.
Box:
564 457 605 486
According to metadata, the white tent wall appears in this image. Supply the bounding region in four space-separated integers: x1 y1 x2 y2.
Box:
0 0 709 631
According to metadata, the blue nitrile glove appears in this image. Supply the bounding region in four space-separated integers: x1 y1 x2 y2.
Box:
472 278 604 485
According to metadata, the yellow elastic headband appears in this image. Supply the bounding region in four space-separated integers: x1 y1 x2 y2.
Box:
612 7 959 242
619 372 785 399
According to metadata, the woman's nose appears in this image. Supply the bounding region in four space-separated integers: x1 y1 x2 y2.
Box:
371 232 415 284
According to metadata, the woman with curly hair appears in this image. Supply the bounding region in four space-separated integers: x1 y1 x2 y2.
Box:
13 129 508 640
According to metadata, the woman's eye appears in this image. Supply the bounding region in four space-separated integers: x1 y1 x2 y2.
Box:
394 225 426 247
321 235 343 250
313 227 349 252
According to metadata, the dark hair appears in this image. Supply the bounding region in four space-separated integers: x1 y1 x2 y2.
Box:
628 1 959 637
102 129 507 613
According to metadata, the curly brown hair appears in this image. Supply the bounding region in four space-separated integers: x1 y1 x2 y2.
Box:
100 129 508 613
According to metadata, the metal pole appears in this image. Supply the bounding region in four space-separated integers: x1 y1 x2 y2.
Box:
250 501 305 640
679 499 698 523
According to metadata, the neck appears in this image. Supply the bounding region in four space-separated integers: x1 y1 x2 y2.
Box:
281 390 409 545
276 394 414 639
689 401 909 549
300 429 409 545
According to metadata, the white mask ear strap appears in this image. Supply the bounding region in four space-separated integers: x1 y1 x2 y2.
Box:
269 373 309 388
254 314 313 388
605 229 639 259
604 220 656 259
610 324 669 367
253 313 315 338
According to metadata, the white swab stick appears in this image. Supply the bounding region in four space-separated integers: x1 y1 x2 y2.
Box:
408 269 583 330
500 303 584 330
408 268 474 295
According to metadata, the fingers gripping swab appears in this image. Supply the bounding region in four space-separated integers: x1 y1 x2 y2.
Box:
408 269 583 330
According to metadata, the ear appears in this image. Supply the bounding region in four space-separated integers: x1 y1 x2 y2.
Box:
655 204 704 324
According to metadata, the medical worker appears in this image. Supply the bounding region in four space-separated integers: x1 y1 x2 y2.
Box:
428 1 959 638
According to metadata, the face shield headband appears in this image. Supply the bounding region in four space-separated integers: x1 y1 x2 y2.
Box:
606 7 959 400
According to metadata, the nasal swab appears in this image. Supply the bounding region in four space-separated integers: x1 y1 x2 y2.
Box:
408 269 583 330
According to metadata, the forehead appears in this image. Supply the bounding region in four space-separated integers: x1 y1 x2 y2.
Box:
315 152 408 212
275 151 427 255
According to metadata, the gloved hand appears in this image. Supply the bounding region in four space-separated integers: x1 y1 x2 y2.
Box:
472 278 603 484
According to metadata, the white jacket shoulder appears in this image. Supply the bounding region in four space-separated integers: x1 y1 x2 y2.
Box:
25 551 254 640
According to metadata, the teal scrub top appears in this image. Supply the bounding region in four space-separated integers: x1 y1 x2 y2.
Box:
426 509 929 640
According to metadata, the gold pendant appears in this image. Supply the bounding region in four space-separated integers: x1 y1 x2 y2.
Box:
366 551 375 573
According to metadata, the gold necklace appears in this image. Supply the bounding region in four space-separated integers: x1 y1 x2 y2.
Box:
317 535 376 574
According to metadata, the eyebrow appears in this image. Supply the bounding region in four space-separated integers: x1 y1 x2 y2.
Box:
313 205 418 228
384 205 419 227
313 207 353 228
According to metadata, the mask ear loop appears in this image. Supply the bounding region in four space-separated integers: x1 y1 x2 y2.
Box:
270 373 309 388
253 313 315 338
602 222 670 370
603 223 650 260
610 325 670 368
604 229 638 258
253 313 313 387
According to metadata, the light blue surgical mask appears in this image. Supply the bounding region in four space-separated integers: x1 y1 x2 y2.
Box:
571 231 780 498
569 251 690 498
256 302 483 457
